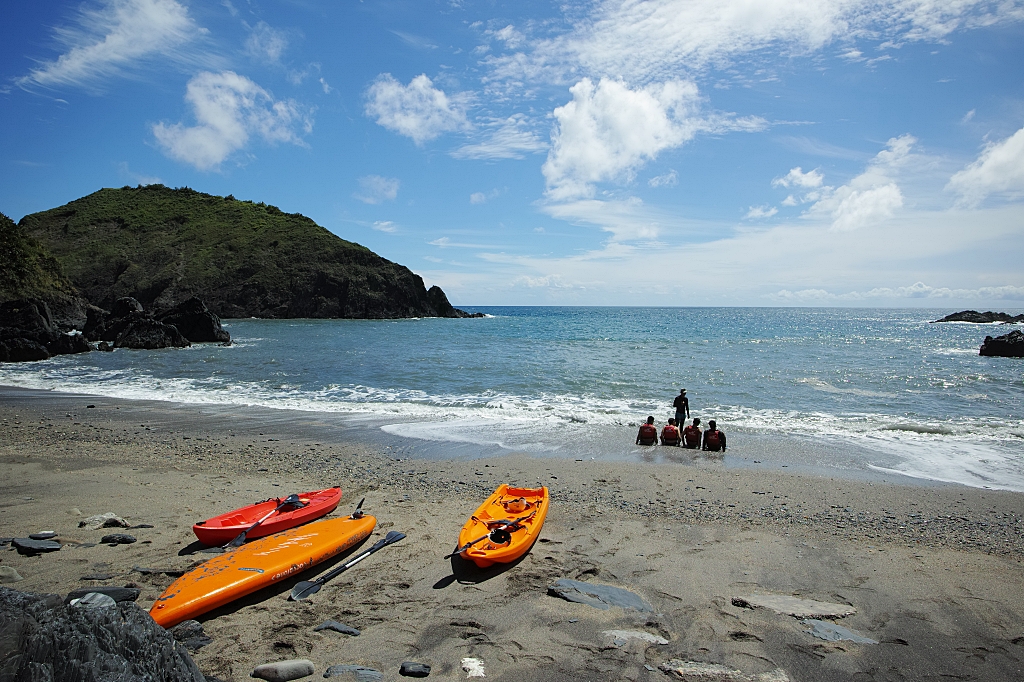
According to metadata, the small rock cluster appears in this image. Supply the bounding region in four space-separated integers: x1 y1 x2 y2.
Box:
980 329 1024 358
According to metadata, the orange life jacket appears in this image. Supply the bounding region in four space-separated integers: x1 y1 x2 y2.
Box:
683 425 701 447
661 425 680 445
638 423 657 444
704 429 722 450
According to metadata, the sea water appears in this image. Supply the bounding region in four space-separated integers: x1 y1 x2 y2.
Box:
1 307 1022 490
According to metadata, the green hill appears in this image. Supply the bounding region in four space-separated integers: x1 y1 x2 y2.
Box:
1 211 87 325
18 185 467 319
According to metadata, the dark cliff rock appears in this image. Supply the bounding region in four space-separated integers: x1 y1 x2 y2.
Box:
933 310 1024 323
980 330 1024 358
85 297 193 349
20 185 473 320
0 586 206 682
157 297 230 342
0 298 91 363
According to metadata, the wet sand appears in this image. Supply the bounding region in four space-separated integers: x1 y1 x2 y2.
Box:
1 388 1023 681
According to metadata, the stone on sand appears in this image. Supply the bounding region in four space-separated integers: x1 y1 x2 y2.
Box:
323 664 384 680
69 592 118 609
399 661 431 677
101 533 137 545
0 567 24 583
12 538 61 555
314 620 360 635
731 594 855 619
660 660 790 681
79 512 130 530
603 629 668 646
461 657 486 678
802 619 878 644
251 658 315 681
172 619 213 651
548 578 653 611
65 586 140 604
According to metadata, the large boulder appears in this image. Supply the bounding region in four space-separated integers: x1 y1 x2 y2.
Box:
114 315 191 350
980 330 1024 358
158 297 230 343
46 332 91 356
0 299 59 345
0 585 206 682
0 338 50 362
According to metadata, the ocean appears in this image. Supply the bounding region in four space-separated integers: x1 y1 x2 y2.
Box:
2 307 1022 491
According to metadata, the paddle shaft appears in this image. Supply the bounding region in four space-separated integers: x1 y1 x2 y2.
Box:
445 511 536 559
226 494 302 547
290 530 405 600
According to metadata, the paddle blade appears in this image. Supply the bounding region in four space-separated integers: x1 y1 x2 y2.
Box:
383 531 406 545
288 580 321 601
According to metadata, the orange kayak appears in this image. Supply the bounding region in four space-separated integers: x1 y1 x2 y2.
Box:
192 487 342 546
151 513 375 628
456 485 549 568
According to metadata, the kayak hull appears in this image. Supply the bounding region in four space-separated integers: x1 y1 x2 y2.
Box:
192 487 341 546
457 485 549 569
152 514 375 628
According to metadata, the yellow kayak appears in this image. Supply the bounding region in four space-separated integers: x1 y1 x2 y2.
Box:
151 513 375 628
456 484 549 568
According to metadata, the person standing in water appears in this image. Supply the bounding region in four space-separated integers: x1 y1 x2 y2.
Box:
673 389 690 426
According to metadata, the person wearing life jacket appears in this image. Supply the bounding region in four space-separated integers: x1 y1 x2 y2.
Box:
660 418 681 446
682 417 702 449
702 419 727 452
636 416 658 446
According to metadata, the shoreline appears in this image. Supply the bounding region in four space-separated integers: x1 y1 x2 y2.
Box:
2 387 1023 680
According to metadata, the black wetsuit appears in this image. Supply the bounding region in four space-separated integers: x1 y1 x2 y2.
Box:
673 394 690 422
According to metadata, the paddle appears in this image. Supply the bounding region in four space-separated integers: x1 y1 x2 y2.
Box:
443 511 536 560
202 494 305 553
289 530 406 601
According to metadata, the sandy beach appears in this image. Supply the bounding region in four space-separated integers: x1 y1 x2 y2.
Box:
2 387 1023 681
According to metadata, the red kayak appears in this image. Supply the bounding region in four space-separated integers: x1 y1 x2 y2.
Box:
192 487 342 546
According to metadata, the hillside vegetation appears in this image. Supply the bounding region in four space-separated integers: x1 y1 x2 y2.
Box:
19 185 466 319
0 211 87 325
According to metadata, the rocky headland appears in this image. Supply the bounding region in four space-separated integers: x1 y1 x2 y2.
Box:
932 310 1024 323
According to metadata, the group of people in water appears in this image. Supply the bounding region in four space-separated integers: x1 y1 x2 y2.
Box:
635 388 727 451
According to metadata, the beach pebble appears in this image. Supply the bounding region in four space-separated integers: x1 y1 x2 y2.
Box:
29 531 58 540
80 572 117 581
461 657 486 678
101 533 137 545
0 566 24 583
65 586 140 604
802 619 877 644
314 620 360 636
732 594 855 619
251 659 315 682
602 630 668 645
70 592 118 609
323 665 383 681
659 660 790 681
79 512 130 530
399 661 431 677
548 578 653 612
12 538 62 555
171 619 213 651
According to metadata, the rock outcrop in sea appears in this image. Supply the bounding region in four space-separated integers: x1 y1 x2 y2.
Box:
932 310 1024 323
979 329 1024 357
0 299 90 362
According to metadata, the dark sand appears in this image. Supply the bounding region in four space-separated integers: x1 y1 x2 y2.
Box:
1 388 1023 681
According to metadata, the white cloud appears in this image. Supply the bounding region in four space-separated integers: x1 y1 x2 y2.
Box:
947 126 1024 207
18 0 205 90
451 114 547 159
771 282 1024 302
152 71 312 170
245 21 288 63
542 78 703 200
470 192 487 204
745 205 778 219
961 109 976 123
365 74 470 145
319 78 331 94
485 0 1024 89
773 166 824 189
648 170 678 187
372 220 398 233
805 134 915 231
354 175 400 204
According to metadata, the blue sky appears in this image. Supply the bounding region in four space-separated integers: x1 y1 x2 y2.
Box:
2 0 1024 307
